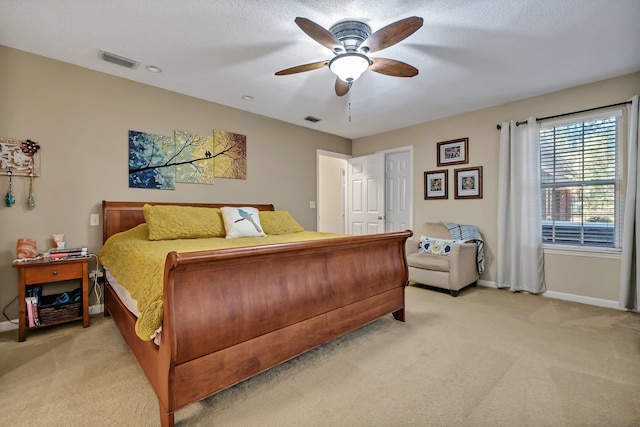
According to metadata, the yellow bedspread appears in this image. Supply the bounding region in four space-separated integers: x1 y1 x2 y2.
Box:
99 224 342 341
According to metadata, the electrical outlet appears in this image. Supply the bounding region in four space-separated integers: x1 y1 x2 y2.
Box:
89 270 103 279
90 214 100 226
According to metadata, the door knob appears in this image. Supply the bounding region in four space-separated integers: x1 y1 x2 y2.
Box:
378 215 385 220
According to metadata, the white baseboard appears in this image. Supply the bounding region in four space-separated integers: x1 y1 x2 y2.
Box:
0 304 105 334
477 279 497 288
541 291 621 310
0 318 18 333
476 279 622 311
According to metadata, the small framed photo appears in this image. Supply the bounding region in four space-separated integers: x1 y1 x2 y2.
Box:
437 138 469 167
454 166 483 199
424 170 448 200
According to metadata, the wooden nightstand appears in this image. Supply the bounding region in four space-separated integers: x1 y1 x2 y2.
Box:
13 256 90 342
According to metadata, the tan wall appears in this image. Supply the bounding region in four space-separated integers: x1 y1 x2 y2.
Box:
0 46 351 317
353 71 640 303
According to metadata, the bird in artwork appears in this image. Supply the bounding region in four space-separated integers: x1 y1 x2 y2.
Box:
234 208 263 233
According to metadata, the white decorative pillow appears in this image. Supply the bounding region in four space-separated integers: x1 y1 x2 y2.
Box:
220 206 266 238
418 236 464 256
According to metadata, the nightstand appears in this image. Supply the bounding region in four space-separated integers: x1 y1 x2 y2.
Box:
13 256 90 342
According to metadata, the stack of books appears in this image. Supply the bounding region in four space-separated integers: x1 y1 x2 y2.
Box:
48 247 88 260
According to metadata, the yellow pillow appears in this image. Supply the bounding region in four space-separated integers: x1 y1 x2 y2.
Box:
259 211 304 235
143 204 225 240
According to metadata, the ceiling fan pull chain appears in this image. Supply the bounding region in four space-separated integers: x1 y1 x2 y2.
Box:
348 89 352 122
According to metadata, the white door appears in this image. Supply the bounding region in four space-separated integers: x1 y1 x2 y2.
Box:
347 153 385 235
384 150 411 231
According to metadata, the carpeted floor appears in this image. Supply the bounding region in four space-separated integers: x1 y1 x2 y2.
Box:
1 285 639 427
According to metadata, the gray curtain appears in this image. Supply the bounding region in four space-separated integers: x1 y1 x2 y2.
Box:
620 95 640 311
497 118 546 293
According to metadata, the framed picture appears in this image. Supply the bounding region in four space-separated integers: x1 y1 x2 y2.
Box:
424 170 448 199
454 166 483 199
437 138 469 167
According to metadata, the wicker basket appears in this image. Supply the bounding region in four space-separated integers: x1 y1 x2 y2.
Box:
38 290 82 325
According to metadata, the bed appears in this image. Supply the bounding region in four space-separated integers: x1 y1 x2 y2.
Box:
100 200 412 426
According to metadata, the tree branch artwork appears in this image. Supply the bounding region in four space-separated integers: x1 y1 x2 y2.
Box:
128 128 247 190
174 130 214 184
129 130 176 189
214 129 247 179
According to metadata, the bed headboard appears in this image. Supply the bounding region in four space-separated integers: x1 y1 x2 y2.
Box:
102 201 276 243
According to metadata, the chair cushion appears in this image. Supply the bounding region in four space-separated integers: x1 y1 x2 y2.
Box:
407 253 450 272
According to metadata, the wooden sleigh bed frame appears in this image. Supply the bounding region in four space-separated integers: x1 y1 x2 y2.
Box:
101 200 412 426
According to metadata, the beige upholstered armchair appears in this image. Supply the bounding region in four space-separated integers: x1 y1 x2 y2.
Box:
406 222 479 296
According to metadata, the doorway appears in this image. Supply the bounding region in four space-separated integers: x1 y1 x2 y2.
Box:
317 147 412 234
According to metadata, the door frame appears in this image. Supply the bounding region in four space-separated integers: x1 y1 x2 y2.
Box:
317 149 350 232
316 146 413 233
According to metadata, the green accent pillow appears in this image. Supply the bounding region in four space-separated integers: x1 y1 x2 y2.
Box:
259 211 305 235
143 204 225 240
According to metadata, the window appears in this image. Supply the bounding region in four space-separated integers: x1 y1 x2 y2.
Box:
540 110 623 249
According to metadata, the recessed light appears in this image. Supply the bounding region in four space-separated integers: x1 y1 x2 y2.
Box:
241 95 254 101
146 65 162 73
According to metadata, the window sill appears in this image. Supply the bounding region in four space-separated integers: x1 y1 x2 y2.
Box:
543 244 622 259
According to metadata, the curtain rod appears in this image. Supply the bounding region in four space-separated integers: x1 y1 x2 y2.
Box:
495 100 632 130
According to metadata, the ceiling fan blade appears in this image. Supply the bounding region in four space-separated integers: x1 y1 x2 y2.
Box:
370 58 418 77
335 78 350 97
275 60 329 76
360 16 423 53
295 17 342 52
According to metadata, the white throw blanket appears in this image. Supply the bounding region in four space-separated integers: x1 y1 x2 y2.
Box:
441 222 485 273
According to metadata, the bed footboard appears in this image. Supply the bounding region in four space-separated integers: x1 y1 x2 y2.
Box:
157 230 412 425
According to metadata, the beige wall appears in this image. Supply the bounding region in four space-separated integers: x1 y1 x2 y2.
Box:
0 46 351 317
353 71 640 303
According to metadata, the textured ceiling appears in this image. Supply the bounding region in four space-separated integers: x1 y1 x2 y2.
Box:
1 0 639 139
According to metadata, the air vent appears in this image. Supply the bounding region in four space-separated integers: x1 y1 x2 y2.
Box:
305 116 321 123
98 50 140 69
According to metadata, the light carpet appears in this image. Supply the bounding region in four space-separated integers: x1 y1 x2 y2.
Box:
1 285 639 427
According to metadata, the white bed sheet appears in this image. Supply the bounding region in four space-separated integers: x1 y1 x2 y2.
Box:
105 268 140 317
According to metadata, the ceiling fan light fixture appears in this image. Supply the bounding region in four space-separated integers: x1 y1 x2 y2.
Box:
329 53 370 83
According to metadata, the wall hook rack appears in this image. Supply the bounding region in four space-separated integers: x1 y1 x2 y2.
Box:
1 138 41 177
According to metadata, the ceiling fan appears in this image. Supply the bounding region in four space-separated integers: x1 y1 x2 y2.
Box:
275 16 424 96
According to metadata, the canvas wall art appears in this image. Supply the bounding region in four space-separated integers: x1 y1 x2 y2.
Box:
128 128 247 190
128 130 175 189
174 130 214 184
214 129 247 179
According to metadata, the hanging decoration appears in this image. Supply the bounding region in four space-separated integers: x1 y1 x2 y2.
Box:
1 137 41 209
5 169 15 207
27 168 35 210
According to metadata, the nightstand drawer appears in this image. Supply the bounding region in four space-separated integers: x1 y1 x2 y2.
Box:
24 262 83 284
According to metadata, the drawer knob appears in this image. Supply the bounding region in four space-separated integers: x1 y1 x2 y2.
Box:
52 270 58 276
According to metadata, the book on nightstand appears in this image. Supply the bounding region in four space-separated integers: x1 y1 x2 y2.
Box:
48 247 88 259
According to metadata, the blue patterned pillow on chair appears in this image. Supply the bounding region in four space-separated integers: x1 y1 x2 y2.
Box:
418 236 464 256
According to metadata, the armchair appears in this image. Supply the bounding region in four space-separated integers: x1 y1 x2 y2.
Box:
406 222 479 296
